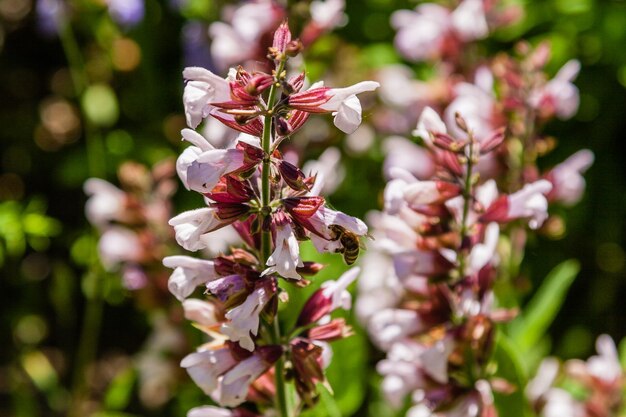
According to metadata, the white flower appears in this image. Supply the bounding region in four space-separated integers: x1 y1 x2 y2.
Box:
382 136 436 181
83 178 125 228
182 299 218 326
413 106 447 142
587 334 622 383
451 0 488 41
208 22 256 71
320 81 380 134
180 348 237 395
529 60 581 120
526 357 560 402
444 68 496 142
182 67 231 128
303 147 345 196
169 208 228 251
186 148 244 194
265 220 303 280
466 222 500 274
176 129 214 189
356 251 403 324
320 266 360 312
368 308 423 351
549 149 594 206
98 227 143 270
419 336 455 384
507 180 553 229
310 0 346 30
216 353 270 407
163 255 219 301
188 405 234 417
221 285 272 351
391 4 450 62
377 340 426 407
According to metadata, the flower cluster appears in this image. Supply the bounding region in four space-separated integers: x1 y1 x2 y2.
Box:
84 161 192 408
164 22 378 416
359 110 534 416
358 1 594 416
84 160 176 291
204 0 347 71
527 335 625 417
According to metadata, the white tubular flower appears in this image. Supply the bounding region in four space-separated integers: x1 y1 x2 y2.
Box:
208 22 256 71
182 299 218 326
98 227 143 270
444 70 496 141
451 0 488 41
221 284 272 351
526 358 560 402
419 336 455 384
163 255 219 301
188 405 234 417
356 251 403 325
377 340 425 408
587 334 621 383
467 222 500 274
320 81 379 134
542 388 581 417
217 353 270 407
177 146 204 190
320 266 360 312
180 348 237 395
176 128 214 189
186 148 244 194
310 0 346 30
182 67 231 128
391 4 450 62
83 178 125 228
549 149 594 206
303 147 345 196
529 60 581 120
368 308 423 351
413 106 447 142
507 180 552 229
169 207 227 252
265 220 303 280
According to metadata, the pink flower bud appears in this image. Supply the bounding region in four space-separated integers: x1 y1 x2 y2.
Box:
297 267 359 326
308 318 352 341
272 21 292 55
277 160 308 191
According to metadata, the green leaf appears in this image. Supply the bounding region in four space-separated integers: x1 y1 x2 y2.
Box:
104 367 136 411
492 333 532 417
508 259 580 354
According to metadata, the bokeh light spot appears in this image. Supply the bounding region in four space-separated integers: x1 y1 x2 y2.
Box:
596 242 625 273
112 38 142 72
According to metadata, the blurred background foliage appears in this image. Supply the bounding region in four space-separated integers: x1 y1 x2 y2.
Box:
0 0 625 416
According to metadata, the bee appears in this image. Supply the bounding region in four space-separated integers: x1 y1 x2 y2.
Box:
329 225 362 265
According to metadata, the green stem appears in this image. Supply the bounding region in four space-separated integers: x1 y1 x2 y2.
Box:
260 59 290 417
458 136 475 278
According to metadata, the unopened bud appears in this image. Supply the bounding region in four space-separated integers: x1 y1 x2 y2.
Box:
285 39 303 57
275 117 293 137
454 112 469 133
297 262 325 276
439 150 464 177
480 127 506 154
245 73 274 96
272 21 292 56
